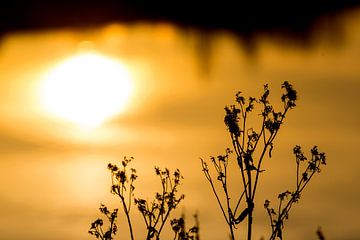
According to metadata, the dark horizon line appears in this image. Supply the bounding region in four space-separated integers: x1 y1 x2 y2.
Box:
1 1 359 39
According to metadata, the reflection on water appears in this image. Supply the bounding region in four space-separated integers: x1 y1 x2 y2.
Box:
0 8 360 240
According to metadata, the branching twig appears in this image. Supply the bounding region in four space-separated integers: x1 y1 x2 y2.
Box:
265 146 326 240
202 82 298 240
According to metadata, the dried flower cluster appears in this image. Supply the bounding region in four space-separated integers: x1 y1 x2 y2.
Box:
89 204 118 240
89 158 196 240
134 167 185 239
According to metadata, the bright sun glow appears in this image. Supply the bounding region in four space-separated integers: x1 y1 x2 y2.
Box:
40 52 133 129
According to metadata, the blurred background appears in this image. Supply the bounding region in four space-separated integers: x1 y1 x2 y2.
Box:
0 1 360 240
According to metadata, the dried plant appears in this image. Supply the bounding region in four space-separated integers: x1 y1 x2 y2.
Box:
201 81 326 240
265 146 326 239
134 167 185 240
171 214 200 240
90 81 326 240
89 204 118 240
107 157 137 240
89 158 191 240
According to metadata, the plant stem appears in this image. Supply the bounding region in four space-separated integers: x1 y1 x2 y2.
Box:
252 107 289 201
224 163 236 240
203 165 229 225
247 210 253 240
246 168 253 240
120 195 135 240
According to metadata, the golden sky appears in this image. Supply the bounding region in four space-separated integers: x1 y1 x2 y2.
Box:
0 8 359 240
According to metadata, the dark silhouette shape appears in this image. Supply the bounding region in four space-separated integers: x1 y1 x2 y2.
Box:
265 146 326 240
316 227 326 240
201 82 326 240
89 82 327 240
171 214 200 240
89 204 118 240
89 157 197 240
1 0 359 46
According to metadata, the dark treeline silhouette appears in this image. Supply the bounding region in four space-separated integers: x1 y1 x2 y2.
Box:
0 0 359 39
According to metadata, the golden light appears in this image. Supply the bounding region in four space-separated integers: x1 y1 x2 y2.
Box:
39 52 133 129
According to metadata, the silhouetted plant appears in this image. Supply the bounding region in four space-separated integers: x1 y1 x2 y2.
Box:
107 157 137 240
201 81 326 240
134 167 185 239
171 214 200 240
88 204 118 240
90 81 326 240
89 158 189 240
265 146 326 239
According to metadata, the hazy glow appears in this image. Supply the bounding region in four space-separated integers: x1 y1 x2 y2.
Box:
40 52 133 128
1 12 360 240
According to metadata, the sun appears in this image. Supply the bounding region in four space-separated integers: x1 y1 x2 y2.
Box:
40 52 133 129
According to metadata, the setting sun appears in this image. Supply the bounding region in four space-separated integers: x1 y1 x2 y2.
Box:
39 52 133 129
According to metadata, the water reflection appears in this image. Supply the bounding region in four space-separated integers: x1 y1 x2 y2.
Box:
0 8 360 240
